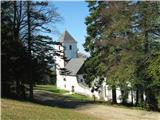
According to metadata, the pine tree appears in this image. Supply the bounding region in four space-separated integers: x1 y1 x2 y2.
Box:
1 1 62 99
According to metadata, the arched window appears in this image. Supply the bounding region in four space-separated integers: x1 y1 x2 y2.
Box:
69 45 72 50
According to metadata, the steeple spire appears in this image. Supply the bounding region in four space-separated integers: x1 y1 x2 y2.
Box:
58 30 77 43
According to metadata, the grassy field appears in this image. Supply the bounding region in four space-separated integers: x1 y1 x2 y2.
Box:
2 85 96 120
2 85 160 120
1 98 98 120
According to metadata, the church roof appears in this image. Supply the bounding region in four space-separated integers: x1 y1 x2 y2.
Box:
65 58 86 75
58 30 77 43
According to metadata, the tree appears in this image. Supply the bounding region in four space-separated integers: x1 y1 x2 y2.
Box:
1 1 29 98
84 1 160 110
1 1 62 99
84 1 133 103
27 1 33 99
133 1 160 110
26 1 61 99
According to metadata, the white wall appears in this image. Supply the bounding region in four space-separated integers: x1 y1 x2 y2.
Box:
116 88 122 103
97 84 122 103
57 75 93 97
55 44 65 88
102 85 112 101
57 73 137 104
55 44 65 68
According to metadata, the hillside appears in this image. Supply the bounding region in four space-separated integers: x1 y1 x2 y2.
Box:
1 98 98 120
2 85 160 120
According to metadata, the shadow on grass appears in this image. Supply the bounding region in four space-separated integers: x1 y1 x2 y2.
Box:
32 90 95 109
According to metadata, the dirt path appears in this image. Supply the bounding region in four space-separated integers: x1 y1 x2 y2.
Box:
77 104 160 120
34 90 160 120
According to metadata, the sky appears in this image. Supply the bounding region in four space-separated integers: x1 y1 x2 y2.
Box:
49 1 89 55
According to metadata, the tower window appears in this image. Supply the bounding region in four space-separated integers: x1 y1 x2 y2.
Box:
59 46 60 50
69 45 72 50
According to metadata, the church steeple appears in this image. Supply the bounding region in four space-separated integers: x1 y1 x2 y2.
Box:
57 31 78 60
58 30 77 43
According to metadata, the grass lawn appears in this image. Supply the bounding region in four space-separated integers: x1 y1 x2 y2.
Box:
2 85 159 120
1 98 98 120
34 85 92 101
34 85 67 94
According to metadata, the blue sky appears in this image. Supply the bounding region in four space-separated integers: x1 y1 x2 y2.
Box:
49 1 89 55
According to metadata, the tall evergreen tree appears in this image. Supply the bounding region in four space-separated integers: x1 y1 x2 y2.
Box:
1 1 62 99
84 1 160 110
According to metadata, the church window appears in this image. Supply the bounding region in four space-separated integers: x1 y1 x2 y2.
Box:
59 46 60 50
64 84 66 88
80 79 83 82
69 45 72 50
63 78 66 81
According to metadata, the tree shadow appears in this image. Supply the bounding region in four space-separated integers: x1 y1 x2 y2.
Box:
32 90 95 109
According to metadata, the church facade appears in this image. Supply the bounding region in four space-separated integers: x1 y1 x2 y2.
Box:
55 30 136 103
55 30 93 97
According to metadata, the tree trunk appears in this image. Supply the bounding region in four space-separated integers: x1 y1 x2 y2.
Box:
121 90 127 104
145 88 158 111
135 89 139 106
112 86 117 103
140 91 144 104
13 1 21 98
27 1 33 100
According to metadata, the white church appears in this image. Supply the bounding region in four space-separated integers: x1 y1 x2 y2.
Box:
55 30 136 103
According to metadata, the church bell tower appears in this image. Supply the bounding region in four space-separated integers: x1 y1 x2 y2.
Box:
55 30 78 87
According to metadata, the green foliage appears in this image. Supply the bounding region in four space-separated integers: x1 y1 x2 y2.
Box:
84 1 160 111
1 1 61 98
84 51 105 86
84 1 106 53
147 54 160 88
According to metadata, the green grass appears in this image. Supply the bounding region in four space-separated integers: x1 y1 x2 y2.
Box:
35 85 92 101
69 93 92 101
1 98 98 120
35 85 67 94
2 85 94 120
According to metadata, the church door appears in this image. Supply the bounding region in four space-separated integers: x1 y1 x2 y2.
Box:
72 86 75 93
